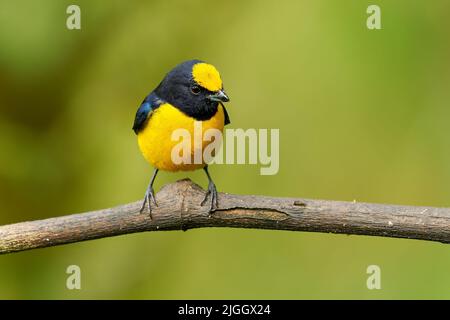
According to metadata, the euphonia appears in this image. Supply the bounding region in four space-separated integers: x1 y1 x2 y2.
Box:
133 60 230 216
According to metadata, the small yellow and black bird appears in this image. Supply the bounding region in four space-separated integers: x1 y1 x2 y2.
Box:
133 60 230 215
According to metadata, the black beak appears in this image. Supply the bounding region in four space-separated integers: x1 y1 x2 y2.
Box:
208 89 230 102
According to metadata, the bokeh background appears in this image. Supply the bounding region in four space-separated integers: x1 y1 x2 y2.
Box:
1 0 450 299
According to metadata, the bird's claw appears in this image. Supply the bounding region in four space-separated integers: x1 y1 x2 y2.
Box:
140 186 158 218
201 181 218 214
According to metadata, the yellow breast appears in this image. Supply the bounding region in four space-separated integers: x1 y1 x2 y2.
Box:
137 103 225 171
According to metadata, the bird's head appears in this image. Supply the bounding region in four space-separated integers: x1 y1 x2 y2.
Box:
155 60 229 120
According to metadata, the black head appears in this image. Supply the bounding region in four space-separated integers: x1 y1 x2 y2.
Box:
154 60 229 121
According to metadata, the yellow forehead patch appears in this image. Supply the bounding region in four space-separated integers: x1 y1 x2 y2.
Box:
192 63 223 92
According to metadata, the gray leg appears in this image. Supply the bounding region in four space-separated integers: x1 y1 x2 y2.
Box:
200 166 218 213
140 168 159 217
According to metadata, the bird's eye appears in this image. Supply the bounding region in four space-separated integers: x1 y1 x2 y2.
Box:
191 85 200 95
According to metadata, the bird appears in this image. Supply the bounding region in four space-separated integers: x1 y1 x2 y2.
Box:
132 60 230 216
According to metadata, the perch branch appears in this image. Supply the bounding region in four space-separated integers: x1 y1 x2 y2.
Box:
1 179 450 254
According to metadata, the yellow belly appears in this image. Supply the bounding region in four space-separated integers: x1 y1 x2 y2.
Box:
137 103 225 171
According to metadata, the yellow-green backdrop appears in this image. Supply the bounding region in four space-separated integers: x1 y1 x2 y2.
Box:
0 0 449 299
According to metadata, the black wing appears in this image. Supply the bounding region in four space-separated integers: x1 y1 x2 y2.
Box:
132 93 162 134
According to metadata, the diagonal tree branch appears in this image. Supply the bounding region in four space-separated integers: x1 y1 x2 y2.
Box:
1 179 450 254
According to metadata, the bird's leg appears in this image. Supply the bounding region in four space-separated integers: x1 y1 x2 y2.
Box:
140 168 159 217
200 166 219 213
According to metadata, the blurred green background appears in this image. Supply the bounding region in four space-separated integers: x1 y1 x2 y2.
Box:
1 0 450 299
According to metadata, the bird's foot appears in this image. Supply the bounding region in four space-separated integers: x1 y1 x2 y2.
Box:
140 186 158 218
201 181 218 215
